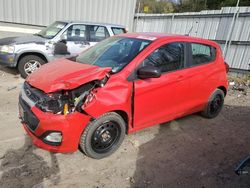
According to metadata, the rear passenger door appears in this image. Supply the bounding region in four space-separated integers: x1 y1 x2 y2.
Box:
186 42 217 111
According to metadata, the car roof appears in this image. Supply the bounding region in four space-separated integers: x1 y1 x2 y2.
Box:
58 20 125 28
118 32 219 47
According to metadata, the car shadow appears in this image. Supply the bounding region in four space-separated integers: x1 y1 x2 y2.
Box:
0 66 19 76
0 135 60 188
131 105 250 188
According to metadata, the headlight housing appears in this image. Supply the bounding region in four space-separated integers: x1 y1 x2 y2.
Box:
36 93 65 113
0 45 15 53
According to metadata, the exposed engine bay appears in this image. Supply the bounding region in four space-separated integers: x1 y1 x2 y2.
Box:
23 76 109 115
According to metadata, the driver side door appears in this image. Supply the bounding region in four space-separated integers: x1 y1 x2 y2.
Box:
133 42 190 130
63 24 90 55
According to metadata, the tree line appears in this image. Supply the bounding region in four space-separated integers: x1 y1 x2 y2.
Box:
137 0 250 13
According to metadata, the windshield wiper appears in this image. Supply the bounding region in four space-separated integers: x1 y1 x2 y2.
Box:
67 55 78 62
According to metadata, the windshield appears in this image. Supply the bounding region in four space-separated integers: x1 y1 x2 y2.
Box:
76 37 151 73
36 21 67 39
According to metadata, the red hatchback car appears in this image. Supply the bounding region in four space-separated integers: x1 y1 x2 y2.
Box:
19 33 228 159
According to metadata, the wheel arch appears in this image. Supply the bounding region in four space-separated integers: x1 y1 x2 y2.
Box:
218 86 227 96
17 51 48 66
87 109 130 134
114 110 129 133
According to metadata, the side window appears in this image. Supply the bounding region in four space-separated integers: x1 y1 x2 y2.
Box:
112 27 126 35
142 42 185 73
191 43 216 66
88 25 110 42
63 24 86 41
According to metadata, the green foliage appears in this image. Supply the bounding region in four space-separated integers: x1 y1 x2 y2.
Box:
137 0 175 13
178 0 250 12
207 0 250 9
136 0 250 13
176 0 207 12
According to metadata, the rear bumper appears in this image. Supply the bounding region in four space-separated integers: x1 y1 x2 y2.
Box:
19 101 91 153
0 52 17 67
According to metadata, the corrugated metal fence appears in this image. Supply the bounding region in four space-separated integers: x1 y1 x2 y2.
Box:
134 7 250 71
0 1 249 71
0 0 136 30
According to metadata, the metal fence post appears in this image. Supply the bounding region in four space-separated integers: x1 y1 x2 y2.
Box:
169 13 175 33
223 0 240 58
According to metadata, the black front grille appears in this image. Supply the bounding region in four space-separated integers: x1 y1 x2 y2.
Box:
23 82 44 103
19 95 40 132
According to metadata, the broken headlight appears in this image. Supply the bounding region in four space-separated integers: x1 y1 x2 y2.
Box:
36 77 109 114
36 93 66 113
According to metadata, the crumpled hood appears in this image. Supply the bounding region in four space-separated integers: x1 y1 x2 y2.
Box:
27 59 111 93
0 35 46 45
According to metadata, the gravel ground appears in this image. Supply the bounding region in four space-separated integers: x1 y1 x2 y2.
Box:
0 27 250 188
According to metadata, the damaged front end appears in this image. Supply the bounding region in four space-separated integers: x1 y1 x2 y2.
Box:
23 76 109 116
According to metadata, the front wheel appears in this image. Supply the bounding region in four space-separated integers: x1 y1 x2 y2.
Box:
18 55 46 78
80 112 126 159
201 89 225 118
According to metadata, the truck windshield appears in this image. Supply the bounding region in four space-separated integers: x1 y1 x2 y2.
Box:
36 21 67 39
76 37 151 73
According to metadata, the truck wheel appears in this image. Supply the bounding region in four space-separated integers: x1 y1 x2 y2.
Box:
18 55 46 78
80 112 126 159
201 89 224 119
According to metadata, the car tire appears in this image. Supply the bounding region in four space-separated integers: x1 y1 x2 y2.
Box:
80 112 126 159
18 55 46 78
201 89 225 119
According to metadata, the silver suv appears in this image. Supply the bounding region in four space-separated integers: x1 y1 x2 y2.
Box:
0 21 126 78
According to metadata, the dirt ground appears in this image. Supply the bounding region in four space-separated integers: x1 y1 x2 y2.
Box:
0 66 249 188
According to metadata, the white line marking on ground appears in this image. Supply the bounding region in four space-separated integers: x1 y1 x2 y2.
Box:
0 136 25 143
0 26 41 34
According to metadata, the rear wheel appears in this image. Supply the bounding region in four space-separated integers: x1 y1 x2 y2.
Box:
201 89 225 118
80 112 126 159
18 55 46 78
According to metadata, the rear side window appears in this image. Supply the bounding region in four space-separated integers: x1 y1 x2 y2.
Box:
191 43 216 66
112 27 126 35
142 42 185 73
88 25 110 42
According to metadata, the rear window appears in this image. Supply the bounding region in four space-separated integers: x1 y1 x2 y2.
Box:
112 27 126 35
190 43 216 66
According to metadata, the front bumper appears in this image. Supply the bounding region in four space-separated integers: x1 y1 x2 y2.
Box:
0 52 17 67
19 96 91 153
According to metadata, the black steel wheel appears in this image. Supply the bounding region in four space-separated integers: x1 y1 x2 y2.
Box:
91 121 121 154
201 89 225 118
80 112 126 159
209 94 223 115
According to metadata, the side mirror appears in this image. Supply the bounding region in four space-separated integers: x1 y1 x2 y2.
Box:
137 66 161 79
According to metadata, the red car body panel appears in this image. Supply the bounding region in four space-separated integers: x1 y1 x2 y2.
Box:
20 33 228 152
23 106 91 152
27 59 111 93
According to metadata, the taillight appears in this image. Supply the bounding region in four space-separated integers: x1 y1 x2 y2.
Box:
225 62 229 73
